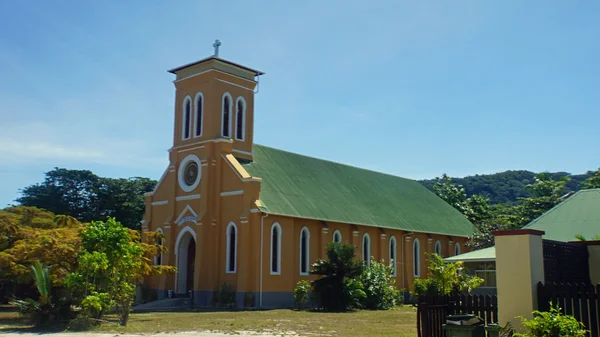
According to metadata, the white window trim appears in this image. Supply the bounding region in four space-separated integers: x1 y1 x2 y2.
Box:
299 226 310 275
270 222 282 275
177 154 202 193
389 236 397 276
413 238 421 277
435 240 442 256
455 242 461 256
362 233 371 265
226 222 238 273
332 229 342 243
234 96 246 141
221 92 233 138
181 95 192 140
154 228 164 266
193 92 204 137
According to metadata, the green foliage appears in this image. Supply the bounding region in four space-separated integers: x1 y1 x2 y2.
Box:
581 169 600 189
293 280 311 309
311 242 365 311
575 234 600 241
359 260 400 310
66 217 174 326
16 168 156 229
9 261 71 325
211 283 236 308
515 304 587 337
433 175 492 225
412 253 483 296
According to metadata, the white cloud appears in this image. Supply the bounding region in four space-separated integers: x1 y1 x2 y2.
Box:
0 122 166 168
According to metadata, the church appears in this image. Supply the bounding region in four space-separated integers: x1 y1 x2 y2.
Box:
142 43 475 308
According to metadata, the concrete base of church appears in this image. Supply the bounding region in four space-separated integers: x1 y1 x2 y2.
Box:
260 292 295 308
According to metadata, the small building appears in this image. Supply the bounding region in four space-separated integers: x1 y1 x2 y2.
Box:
447 188 600 293
141 46 475 308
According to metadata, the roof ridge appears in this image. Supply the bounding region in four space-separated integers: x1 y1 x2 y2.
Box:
252 144 416 183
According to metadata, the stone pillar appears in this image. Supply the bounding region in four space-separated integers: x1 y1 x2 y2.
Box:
352 229 360 250
494 229 545 332
448 239 454 256
403 235 413 290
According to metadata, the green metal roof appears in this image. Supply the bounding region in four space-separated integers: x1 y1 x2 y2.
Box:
524 188 600 242
445 247 496 263
242 145 475 237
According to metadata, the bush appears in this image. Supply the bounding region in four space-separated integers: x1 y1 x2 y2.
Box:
412 253 483 297
359 260 400 310
211 283 236 308
311 242 365 311
515 304 587 337
294 280 311 309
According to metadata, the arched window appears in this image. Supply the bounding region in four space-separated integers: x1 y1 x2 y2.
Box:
270 222 282 274
226 222 237 273
333 230 342 243
235 97 246 141
182 96 192 140
194 93 203 137
455 242 461 256
300 226 310 275
362 233 371 266
222 93 232 138
435 240 442 256
413 238 421 277
154 228 164 266
389 236 397 276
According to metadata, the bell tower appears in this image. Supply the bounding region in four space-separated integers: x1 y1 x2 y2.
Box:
167 40 264 160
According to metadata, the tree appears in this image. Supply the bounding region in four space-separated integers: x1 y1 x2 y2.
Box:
575 234 600 241
16 168 156 229
310 242 365 311
433 174 492 225
513 173 569 227
412 253 483 296
66 217 174 326
581 169 600 189
0 206 83 286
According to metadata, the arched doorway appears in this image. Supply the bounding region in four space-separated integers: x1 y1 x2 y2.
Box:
176 228 196 295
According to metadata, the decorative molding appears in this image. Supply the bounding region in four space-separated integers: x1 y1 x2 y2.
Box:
176 194 201 201
493 229 545 237
321 228 329 234
216 78 255 92
220 190 243 197
240 220 249 224
174 68 257 86
165 225 172 229
232 148 252 156
175 205 198 225
381 233 387 239
178 145 205 153
151 200 168 206
353 230 360 237
250 208 261 213
168 138 232 153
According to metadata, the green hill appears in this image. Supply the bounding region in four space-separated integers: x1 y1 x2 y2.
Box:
420 170 595 204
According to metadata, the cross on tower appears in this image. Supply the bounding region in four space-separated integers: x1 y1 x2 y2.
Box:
213 39 221 57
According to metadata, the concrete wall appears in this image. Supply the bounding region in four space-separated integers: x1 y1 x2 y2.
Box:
588 243 600 285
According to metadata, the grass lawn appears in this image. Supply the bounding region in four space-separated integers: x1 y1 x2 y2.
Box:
1 307 417 336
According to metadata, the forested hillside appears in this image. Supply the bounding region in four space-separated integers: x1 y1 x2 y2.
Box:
420 170 595 204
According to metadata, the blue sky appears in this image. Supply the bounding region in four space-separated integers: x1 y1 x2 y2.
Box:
1 1 599 207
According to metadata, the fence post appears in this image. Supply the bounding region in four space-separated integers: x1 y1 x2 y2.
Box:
494 229 546 333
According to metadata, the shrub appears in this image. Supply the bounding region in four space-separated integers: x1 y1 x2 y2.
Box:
311 242 365 311
412 253 483 296
211 283 236 308
515 304 587 337
294 280 312 308
359 260 400 310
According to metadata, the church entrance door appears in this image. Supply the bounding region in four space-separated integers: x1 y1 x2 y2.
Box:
176 230 196 295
